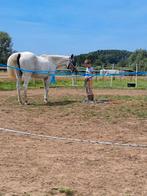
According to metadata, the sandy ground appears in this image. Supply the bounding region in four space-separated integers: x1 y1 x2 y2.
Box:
0 88 147 196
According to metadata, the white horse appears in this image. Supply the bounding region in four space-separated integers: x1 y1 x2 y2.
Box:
7 51 75 105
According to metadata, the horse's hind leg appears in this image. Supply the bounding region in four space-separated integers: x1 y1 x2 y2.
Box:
16 73 23 104
43 77 50 104
23 74 31 105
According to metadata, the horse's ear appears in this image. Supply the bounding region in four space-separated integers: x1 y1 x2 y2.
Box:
71 54 74 59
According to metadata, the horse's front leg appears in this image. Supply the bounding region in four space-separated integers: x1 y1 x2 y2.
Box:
43 77 50 104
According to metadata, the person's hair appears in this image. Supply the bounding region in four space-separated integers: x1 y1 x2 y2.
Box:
84 59 91 64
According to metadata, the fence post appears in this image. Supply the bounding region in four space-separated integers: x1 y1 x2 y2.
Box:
135 63 138 88
110 64 114 87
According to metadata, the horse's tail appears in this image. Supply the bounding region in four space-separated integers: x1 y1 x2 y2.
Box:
7 52 22 79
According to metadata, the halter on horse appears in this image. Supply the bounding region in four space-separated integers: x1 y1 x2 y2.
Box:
67 54 78 74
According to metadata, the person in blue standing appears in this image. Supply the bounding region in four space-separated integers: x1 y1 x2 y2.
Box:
84 59 95 102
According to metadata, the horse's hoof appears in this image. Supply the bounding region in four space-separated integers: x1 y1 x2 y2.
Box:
44 100 49 104
24 102 30 105
18 101 24 105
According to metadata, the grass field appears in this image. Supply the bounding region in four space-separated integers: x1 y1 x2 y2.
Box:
0 76 147 90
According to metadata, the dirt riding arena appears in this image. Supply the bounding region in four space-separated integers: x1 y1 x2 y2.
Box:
0 88 147 196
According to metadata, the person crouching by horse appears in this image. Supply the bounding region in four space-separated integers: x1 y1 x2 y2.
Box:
84 59 95 102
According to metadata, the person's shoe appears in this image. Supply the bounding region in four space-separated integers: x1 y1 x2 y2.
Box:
88 95 94 101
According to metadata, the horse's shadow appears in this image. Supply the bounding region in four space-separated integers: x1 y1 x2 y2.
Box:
47 100 77 106
31 99 77 107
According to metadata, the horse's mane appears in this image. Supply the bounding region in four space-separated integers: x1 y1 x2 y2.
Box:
41 54 69 59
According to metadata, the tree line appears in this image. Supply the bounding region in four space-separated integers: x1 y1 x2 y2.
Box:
1 31 147 71
76 49 147 71
0 32 13 64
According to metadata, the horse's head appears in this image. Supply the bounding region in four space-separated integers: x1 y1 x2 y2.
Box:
41 54 78 73
67 54 78 73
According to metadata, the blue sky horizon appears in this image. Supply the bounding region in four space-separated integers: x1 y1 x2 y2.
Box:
0 0 147 55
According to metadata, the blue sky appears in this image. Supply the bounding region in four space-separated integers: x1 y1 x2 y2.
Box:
0 0 147 55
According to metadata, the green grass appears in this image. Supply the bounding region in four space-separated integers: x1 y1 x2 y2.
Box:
0 76 147 90
49 187 74 196
0 80 43 90
93 77 147 89
0 81 16 90
79 95 147 120
59 187 74 196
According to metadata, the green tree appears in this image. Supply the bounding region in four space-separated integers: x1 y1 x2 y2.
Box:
95 59 103 67
128 49 147 71
76 50 132 68
0 31 13 64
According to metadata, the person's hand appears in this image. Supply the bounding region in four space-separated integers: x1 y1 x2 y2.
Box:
85 77 89 82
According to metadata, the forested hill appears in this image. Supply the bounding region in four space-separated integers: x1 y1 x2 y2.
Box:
76 50 132 68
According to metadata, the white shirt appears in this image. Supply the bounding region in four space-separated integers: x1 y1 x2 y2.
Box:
85 67 94 79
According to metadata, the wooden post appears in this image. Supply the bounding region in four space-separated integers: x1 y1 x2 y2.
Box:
135 63 138 88
110 64 114 87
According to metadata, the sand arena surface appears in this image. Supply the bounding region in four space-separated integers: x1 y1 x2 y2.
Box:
0 88 147 195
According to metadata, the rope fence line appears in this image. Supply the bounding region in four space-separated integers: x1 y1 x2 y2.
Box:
0 127 147 149
1 64 147 77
